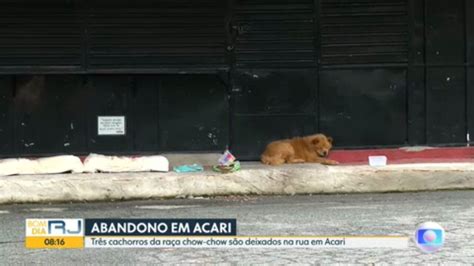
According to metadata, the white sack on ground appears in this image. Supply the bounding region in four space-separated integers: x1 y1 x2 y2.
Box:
0 155 83 176
83 153 169 173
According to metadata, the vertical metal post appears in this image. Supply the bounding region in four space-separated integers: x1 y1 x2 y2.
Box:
314 0 321 133
407 0 427 145
227 0 236 151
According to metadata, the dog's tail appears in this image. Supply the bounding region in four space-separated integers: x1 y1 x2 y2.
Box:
261 154 284 165
260 154 271 165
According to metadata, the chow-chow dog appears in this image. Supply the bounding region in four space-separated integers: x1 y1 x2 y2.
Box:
261 134 339 166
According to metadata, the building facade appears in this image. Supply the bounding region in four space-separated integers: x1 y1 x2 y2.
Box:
0 0 472 159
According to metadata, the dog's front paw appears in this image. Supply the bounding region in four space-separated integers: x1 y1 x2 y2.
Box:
323 159 339 165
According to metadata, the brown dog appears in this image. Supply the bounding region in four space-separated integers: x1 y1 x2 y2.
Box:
261 134 339 166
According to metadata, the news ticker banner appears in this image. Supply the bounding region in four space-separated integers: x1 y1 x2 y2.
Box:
25 219 408 249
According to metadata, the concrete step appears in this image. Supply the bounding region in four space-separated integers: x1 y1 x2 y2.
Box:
1 162 473 204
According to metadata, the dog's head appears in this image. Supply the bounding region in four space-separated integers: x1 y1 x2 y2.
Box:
307 134 333 157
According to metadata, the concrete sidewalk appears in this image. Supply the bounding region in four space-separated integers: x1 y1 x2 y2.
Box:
1 162 474 204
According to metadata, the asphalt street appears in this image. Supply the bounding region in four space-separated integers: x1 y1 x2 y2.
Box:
0 191 473 264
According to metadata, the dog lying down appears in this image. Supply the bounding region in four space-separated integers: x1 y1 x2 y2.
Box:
261 134 339 166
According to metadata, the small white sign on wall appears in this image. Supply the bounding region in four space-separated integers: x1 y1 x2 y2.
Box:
98 116 126 136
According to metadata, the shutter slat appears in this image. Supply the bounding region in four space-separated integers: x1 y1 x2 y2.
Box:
321 0 408 65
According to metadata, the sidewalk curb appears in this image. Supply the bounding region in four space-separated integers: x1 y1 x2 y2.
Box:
1 162 473 204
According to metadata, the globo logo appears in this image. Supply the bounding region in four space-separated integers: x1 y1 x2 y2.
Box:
414 222 445 253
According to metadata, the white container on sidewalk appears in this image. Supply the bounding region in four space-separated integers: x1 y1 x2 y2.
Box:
368 156 388 167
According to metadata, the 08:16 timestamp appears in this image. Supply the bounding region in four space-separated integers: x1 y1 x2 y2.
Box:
44 238 65 246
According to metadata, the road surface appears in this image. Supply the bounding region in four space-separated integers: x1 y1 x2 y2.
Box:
1 191 473 264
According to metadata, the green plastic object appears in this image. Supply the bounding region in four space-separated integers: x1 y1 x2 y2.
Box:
212 161 241 173
173 164 204 173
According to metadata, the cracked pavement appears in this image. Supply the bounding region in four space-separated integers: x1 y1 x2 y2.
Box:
0 191 473 264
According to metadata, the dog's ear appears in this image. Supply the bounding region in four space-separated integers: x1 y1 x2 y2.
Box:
327 136 333 144
312 137 320 145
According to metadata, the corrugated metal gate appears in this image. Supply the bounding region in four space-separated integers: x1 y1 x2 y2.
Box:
0 0 472 160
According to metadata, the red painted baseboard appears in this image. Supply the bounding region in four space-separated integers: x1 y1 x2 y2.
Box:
328 147 474 165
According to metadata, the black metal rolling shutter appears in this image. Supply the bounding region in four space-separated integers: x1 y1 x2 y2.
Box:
87 0 227 71
230 0 317 159
233 0 316 68
319 0 409 147
321 0 408 65
0 0 81 71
